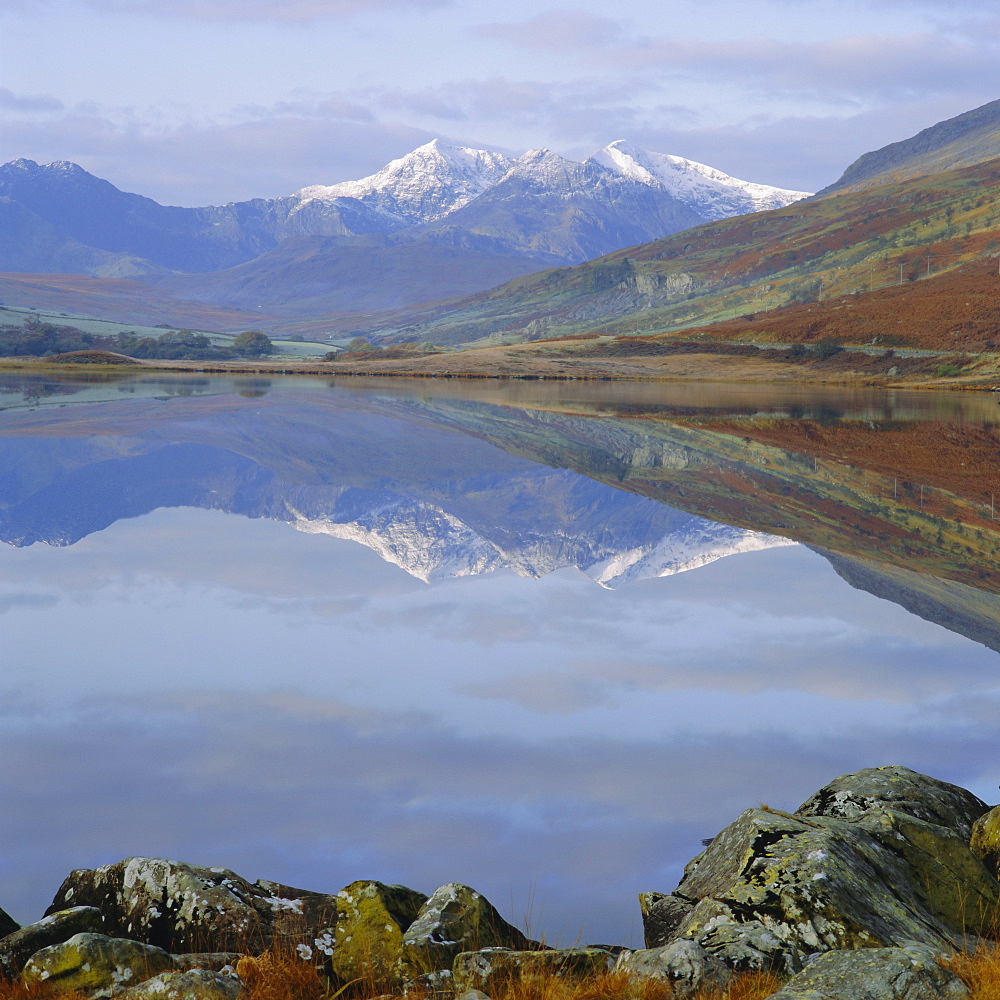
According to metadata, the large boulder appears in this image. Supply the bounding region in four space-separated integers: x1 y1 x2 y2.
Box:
452 947 616 994
401 883 537 980
767 945 970 999
46 859 269 953
112 969 243 1000
615 939 730 999
45 859 341 959
796 767 989 840
970 805 1000 879
0 906 104 979
21 933 175 994
638 893 695 949
249 879 340 967
639 767 1000 974
328 880 427 986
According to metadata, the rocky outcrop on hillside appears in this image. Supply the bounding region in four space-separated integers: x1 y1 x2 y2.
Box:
1 767 995 1000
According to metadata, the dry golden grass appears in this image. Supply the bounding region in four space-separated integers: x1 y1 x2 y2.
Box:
942 942 1000 998
228 952 781 1000
9 946 1000 1000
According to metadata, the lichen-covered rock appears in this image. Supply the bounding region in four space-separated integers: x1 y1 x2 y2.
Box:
0 906 105 979
247 880 340 970
21 933 175 994
639 768 1000 974
698 917 803 975
638 893 694 949
46 859 270 953
401 884 536 980
970 805 1000 879
112 968 243 1000
44 859 343 961
672 805 998 960
329 880 427 986
170 954 243 973
796 766 989 841
766 945 970 999
452 947 615 994
0 905 18 940
615 939 730 1000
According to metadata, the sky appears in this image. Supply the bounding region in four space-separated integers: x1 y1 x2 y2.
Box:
0 376 999 944
1 0 998 205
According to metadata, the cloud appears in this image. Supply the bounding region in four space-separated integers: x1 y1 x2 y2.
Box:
0 109 439 204
0 688 995 943
0 88 65 114
473 10 623 50
621 31 999 104
6 0 450 22
376 75 664 145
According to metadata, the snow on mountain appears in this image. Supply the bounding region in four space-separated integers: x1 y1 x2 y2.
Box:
583 521 797 589
288 497 796 587
588 140 811 219
293 138 513 226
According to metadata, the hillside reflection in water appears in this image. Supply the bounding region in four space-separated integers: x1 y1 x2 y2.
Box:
0 373 997 948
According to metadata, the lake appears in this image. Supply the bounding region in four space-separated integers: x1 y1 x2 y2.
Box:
1 371 998 948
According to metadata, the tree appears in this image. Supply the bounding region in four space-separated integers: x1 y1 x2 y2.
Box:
344 337 378 353
232 331 273 357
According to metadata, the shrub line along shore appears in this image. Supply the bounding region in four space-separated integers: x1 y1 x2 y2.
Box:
2 347 1000 391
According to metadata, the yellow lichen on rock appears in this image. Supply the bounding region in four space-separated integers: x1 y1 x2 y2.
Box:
21 933 175 994
971 805 1000 881
330 881 426 987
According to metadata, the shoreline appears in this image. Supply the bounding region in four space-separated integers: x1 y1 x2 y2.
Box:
2 350 999 392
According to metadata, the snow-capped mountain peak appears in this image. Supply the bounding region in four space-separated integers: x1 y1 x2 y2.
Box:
294 138 513 225
588 139 811 219
286 495 797 588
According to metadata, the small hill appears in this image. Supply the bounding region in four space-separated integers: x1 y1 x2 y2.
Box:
816 99 1000 197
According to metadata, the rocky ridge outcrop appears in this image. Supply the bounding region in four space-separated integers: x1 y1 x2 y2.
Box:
1 766 995 1000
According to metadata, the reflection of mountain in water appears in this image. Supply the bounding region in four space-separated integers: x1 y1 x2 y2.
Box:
820 550 1000 655
289 496 790 586
0 403 791 588
0 378 997 647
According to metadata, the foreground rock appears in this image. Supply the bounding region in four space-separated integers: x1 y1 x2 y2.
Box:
453 947 616 994
767 945 970 999
402 883 538 980
616 939 730 999
21 933 176 994
113 969 243 1000
0 907 104 979
3 765 993 1000
328 880 426 985
45 859 342 959
970 805 1000 879
640 767 997 976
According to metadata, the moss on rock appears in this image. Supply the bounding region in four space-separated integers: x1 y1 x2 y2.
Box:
21 933 175 994
401 883 536 981
970 805 1000 880
329 880 426 987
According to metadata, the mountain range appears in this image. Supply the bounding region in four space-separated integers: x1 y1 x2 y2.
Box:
0 139 807 316
338 99 1000 348
1 99 998 344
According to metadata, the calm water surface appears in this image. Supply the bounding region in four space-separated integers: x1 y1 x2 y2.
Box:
0 373 998 947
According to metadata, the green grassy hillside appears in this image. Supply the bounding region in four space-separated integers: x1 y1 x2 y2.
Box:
343 157 1000 348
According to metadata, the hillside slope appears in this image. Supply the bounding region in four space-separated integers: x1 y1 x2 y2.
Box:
816 98 1000 197
343 157 1000 347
